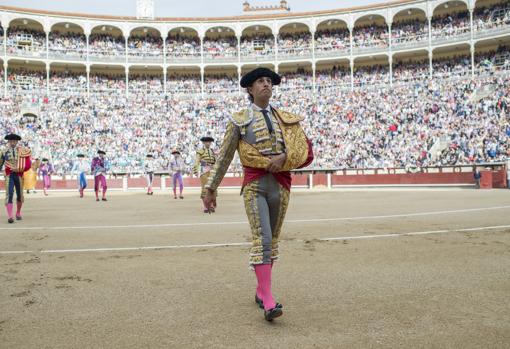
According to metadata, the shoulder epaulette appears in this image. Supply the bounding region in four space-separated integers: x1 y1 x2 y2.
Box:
18 147 31 157
273 108 305 124
229 109 253 127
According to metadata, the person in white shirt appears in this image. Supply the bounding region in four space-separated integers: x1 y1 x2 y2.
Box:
144 154 156 195
71 154 89 198
169 150 185 199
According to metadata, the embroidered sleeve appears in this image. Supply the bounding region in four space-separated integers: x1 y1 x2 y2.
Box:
206 122 241 191
193 150 201 176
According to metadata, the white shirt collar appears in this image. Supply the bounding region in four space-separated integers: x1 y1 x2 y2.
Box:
252 103 271 113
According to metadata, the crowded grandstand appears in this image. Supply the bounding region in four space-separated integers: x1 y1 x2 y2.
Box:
0 0 508 174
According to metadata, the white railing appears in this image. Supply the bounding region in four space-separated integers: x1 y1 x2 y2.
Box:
6 66 508 99
128 50 164 63
204 86 238 94
433 67 471 79
7 43 46 58
432 26 470 40
203 51 238 63
88 49 126 62
240 50 275 62
277 47 312 59
353 77 390 90
352 42 389 55
316 82 351 92
48 48 87 60
1 22 509 64
315 45 350 57
392 72 430 85
166 52 201 63
392 32 428 46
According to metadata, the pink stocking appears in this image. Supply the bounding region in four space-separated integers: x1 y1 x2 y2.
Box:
6 203 13 219
16 201 22 217
254 264 276 311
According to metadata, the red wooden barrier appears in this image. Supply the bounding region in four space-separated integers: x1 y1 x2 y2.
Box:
491 170 507 189
6 168 508 190
479 171 493 189
331 172 475 186
314 173 328 186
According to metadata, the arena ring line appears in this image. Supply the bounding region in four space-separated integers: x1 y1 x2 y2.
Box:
1 205 509 255
0 205 509 231
0 224 509 255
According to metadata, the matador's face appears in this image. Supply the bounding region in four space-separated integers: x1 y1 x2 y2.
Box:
7 140 18 148
248 76 273 102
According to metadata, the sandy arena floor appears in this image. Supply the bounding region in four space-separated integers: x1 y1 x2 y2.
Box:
0 188 509 348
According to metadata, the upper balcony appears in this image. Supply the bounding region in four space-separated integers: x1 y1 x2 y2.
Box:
203 26 238 64
391 8 429 51
277 23 312 60
314 20 350 58
352 15 389 56
127 26 163 64
166 27 201 64
0 1 509 66
240 25 275 62
48 22 87 61
6 18 46 59
88 25 126 63
431 1 471 45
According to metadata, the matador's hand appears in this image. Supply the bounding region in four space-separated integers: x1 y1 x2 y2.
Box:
204 189 217 214
266 153 287 173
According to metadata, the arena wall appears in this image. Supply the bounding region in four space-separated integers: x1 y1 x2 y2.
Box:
15 168 508 191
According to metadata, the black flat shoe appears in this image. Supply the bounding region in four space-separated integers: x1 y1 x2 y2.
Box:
255 294 264 309
102 198 107 201
16 216 22 221
255 295 282 309
8 218 14 224
264 307 283 321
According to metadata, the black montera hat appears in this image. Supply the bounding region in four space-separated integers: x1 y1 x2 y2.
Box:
4 133 21 141
240 67 281 88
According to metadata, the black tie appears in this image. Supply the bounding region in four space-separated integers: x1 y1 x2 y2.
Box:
261 109 274 134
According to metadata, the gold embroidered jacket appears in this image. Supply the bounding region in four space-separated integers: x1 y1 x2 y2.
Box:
206 107 310 191
193 147 216 176
0 146 32 175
